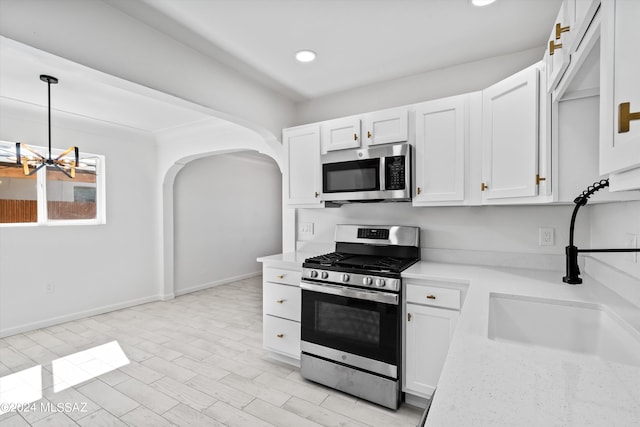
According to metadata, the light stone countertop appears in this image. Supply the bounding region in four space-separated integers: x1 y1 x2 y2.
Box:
257 251 321 270
403 262 640 427
258 253 640 425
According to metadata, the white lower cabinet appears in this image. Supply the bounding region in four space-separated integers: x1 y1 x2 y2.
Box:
262 265 302 362
263 315 301 357
405 304 459 398
404 282 462 399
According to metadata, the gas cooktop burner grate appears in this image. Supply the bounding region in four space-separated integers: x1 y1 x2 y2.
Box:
305 252 352 265
305 253 417 273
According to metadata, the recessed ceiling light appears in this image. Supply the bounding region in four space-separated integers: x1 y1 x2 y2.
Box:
471 0 496 6
295 50 316 63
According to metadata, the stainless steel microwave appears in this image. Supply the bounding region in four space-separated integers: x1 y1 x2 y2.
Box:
321 143 410 203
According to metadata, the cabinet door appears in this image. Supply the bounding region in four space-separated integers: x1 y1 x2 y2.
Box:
405 304 459 398
482 64 540 200
283 126 323 207
600 0 640 175
413 96 466 204
363 107 408 146
321 117 361 152
546 2 572 92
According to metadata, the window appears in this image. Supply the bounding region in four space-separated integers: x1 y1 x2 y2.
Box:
0 140 105 225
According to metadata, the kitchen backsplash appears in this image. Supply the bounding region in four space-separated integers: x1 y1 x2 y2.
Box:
296 202 586 270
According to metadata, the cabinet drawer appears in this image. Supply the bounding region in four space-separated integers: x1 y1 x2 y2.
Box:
263 282 301 321
263 315 300 359
264 267 301 286
406 284 460 310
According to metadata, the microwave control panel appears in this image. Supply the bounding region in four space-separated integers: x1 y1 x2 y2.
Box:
385 155 406 190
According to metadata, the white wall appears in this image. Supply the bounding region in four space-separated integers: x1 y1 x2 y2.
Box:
589 201 640 279
173 152 282 295
297 203 587 271
294 47 543 125
0 101 161 337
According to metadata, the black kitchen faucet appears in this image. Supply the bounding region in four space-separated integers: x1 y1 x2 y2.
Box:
563 178 640 284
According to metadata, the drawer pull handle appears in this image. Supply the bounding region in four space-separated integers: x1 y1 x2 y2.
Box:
619 102 640 133
276 299 285 304
276 333 284 338
276 274 285 279
426 295 436 300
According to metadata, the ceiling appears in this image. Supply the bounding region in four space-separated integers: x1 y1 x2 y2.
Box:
0 37 215 133
110 0 563 100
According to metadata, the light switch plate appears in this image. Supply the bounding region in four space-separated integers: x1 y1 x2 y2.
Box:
299 222 314 237
625 233 638 264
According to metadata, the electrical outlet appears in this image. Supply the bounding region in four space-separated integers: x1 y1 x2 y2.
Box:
539 227 554 246
625 233 638 264
45 282 55 294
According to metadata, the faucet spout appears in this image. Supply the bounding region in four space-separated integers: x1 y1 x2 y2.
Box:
563 179 640 284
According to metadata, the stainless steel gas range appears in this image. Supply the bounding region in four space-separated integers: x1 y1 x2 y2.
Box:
300 224 420 409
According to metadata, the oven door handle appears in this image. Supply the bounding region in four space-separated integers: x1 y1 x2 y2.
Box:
300 281 399 305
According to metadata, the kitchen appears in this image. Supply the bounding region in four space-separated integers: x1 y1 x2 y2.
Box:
1 0 640 426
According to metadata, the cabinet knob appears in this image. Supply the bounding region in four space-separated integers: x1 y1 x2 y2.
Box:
426 295 436 300
619 102 640 133
353 133 358 141
276 333 284 338
536 174 546 185
314 191 319 198
407 313 412 322
276 274 284 279
481 182 489 192
555 22 570 40
367 131 372 139
276 299 285 304
417 187 421 195
549 39 563 56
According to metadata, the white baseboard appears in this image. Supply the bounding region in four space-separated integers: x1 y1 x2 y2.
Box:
0 294 163 338
174 271 261 296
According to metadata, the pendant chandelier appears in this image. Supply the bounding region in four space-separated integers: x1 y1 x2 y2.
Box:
15 75 79 179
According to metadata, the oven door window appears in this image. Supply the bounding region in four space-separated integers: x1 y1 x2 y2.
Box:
322 159 380 193
301 289 399 365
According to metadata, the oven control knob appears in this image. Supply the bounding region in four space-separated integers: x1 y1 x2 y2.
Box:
309 270 318 278
375 278 386 288
362 277 372 286
321 271 329 279
341 274 350 282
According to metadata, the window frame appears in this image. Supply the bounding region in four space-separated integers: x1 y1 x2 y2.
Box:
0 141 106 227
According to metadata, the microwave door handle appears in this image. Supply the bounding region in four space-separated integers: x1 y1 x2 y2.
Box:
379 156 386 191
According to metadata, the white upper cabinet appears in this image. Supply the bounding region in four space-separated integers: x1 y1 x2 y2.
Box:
413 95 467 205
321 117 361 152
600 0 640 182
362 107 408 146
283 125 324 207
547 0 601 95
482 63 541 201
546 2 572 91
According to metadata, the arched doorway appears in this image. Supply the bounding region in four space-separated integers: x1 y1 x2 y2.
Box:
172 151 282 295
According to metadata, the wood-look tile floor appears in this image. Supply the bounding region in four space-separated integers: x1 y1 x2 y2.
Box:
0 276 422 426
